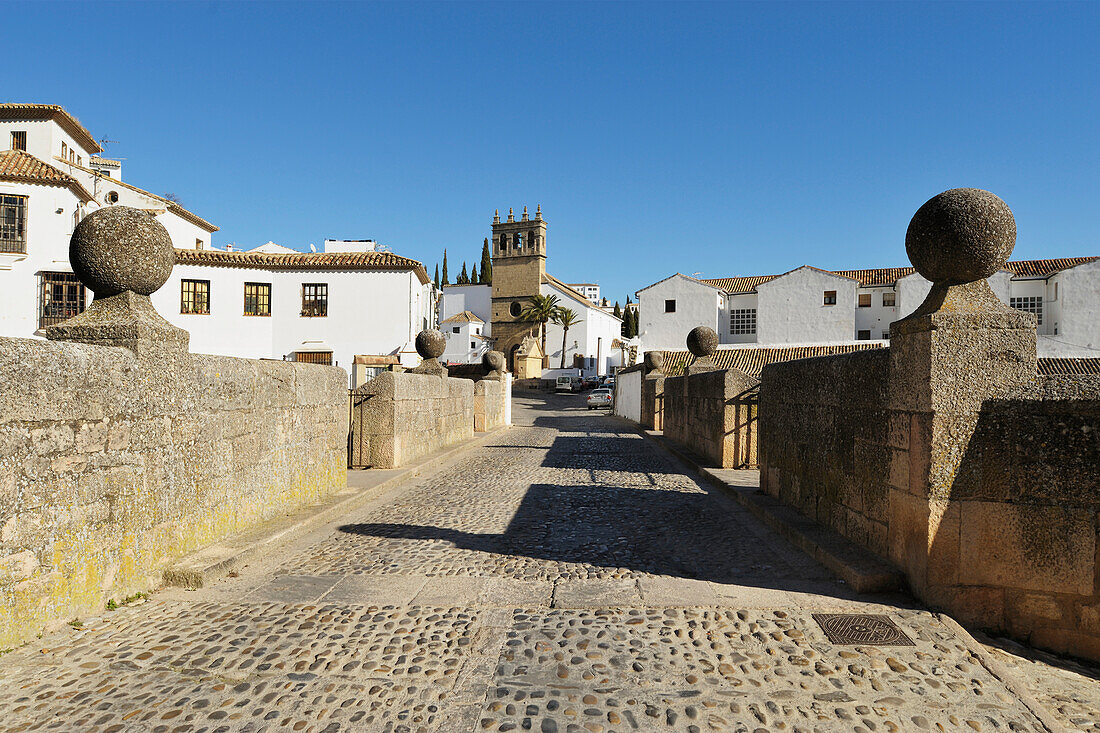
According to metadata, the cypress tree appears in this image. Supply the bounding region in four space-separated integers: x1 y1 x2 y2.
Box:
625 309 638 338
433 264 440 290
480 238 492 284
442 249 449 285
459 262 469 284
470 263 478 284
613 301 621 319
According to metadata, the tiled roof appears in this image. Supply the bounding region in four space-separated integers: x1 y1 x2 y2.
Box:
1037 358 1100 376
1005 258 1098 278
441 310 484 324
0 150 93 201
544 273 623 320
175 248 431 284
702 258 1098 293
659 343 886 378
0 103 102 153
89 156 120 167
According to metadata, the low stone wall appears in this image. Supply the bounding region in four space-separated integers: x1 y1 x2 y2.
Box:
351 372 474 468
0 337 347 647
664 367 760 468
474 374 512 432
759 349 892 555
613 366 642 422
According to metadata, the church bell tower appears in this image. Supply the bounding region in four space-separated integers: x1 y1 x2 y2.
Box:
490 205 547 370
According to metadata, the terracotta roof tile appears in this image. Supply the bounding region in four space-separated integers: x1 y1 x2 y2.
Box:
0 150 93 201
660 343 886 378
353 354 400 366
441 310 485 324
175 248 430 284
1037 358 1100 376
702 258 1098 293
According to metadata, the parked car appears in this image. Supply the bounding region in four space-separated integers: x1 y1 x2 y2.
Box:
581 376 599 390
601 376 616 388
556 375 582 392
587 388 613 409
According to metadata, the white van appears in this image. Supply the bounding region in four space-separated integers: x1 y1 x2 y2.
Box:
556 376 581 392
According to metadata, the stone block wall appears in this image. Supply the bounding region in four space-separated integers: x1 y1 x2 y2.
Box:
474 374 512 432
641 375 665 430
351 372 474 468
759 349 892 556
664 367 760 468
0 337 348 647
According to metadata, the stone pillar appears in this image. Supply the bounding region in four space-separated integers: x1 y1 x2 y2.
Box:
46 207 188 358
640 350 665 430
408 329 447 376
685 326 719 374
886 188 1037 619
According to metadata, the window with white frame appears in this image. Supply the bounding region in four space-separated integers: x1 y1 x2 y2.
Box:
729 308 756 335
1010 296 1043 325
882 292 896 307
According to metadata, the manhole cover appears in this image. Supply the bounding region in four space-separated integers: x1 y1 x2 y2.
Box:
812 614 915 646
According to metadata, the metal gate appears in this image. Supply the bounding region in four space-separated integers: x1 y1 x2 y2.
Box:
347 389 372 469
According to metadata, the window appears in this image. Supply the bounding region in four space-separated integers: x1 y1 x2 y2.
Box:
858 293 871 308
301 283 328 317
499 235 508 252
882 292 896 307
77 155 82 166
195 238 203 250
471 341 477 349
882 331 891 340
69 149 74 163
295 351 332 365
0 194 28 253
1054 283 1058 301
665 299 676 313
106 191 119 204
823 290 837 305
510 301 522 317
729 308 757 335
452 326 460 333
857 329 871 340
10 131 26 151
180 279 210 314
244 282 271 316
1010 296 1043 325
61 142 67 160
515 233 523 248
39 272 85 329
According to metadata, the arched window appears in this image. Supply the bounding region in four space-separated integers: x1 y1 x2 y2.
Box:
499 234 508 252
527 231 535 248
515 233 523 248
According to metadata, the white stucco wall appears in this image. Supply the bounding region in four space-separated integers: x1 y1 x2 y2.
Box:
895 270 1013 322
721 293 758 344
1056 260 1100 351
440 284 492 331
637 275 723 352
442 319 490 364
755 267 857 344
541 282 624 376
613 368 642 422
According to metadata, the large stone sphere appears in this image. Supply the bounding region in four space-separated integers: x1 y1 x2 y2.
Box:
70 206 174 297
643 350 665 372
415 329 446 359
905 188 1016 284
483 350 505 373
686 326 718 357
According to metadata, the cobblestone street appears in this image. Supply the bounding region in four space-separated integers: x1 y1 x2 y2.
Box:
1 393 1097 732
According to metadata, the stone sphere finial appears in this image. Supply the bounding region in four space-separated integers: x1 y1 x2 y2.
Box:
70 206 174 297
643 350 665 373
686 326 718 357
905 188 1016 284
415 329 446 360
483 350 505 373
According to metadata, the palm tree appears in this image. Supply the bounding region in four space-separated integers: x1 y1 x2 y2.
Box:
552 308 582 369
518 293 561 362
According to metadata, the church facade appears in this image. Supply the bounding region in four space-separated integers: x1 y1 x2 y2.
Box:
439 207 624 377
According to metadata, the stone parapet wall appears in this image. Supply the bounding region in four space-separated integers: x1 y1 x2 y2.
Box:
0 337 348 647
474 374 512 432
759 349 891 555
351 372 474 468
641 376 665 430
664 367 759 468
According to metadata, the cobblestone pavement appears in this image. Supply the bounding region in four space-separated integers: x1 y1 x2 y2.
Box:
1 392 1097 732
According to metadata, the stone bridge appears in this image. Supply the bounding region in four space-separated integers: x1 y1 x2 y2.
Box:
1 392 1096 732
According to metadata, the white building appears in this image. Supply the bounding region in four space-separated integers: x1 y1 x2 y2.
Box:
0 103 437 386
441 310 491 364
637 258 1099 356
567 283 601 305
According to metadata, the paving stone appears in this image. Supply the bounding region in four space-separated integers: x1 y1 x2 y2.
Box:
552 580 641 608
245 574 342 604
322 574 428 605
639 576 720 606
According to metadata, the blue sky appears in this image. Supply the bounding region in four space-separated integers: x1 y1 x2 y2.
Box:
9 1 1099 303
